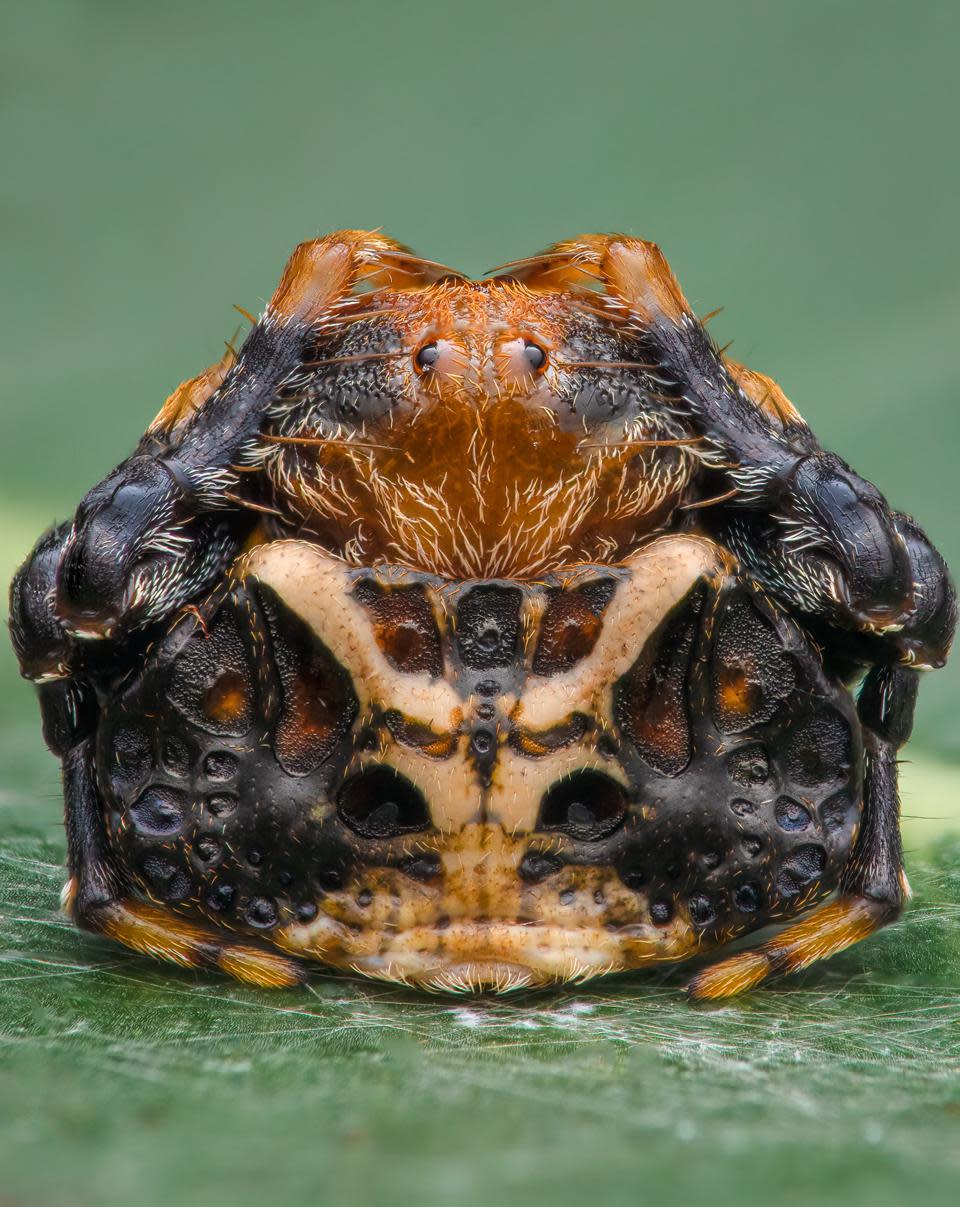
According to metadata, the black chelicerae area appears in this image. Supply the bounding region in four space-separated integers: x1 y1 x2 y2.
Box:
279 315 405 431
555 317 661 429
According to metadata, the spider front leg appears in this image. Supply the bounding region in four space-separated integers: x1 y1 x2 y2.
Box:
549 233 956 668
52 229 441 641
51 241 329 640
10 520 101 752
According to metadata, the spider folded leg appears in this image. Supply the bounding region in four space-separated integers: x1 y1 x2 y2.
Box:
53 229 457 641
85 900 306 989
62 737 306 989
686 894 890 1000
688 666 914 1000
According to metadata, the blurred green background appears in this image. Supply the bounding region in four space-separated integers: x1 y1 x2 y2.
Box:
2 3 959 1206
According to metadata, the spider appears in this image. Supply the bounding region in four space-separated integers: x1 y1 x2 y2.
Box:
10 231 955 997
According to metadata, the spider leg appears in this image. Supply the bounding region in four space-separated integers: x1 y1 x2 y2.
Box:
50 230 440 640
685 893 889 1000
544 234 955 667
10 521 117 743
10 522 78 683
52 245 320 637
688 663 916 999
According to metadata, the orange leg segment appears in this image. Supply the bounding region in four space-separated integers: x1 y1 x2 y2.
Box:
68 890 306 989
61 738 305 990
95 899 305 989
686 895 894 1000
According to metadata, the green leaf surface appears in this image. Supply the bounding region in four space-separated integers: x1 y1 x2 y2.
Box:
3 3 960 1203
3 715 960 1207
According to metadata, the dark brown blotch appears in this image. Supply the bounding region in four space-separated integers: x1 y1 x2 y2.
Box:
259 587 359 776
532 577 616 675
384 710 457 758
614 587 702 777
510 714 588 758
353 580 444 677
169 605 254 737
537 770 627 842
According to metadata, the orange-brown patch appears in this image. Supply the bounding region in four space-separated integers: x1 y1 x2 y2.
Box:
383 711 458 758
715 664 764 718
245 235 801 581
614 594 701 776
533 583 615 674
275 674 347 771
619 693 690 772
203 669 251 726
509 715 588 757
353 582 444 677
724 358 805 429
148 348 235 435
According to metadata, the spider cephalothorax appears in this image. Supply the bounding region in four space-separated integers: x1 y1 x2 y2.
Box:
10 230 955 997
213 238 703 578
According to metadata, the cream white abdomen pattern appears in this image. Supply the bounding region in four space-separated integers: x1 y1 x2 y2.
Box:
96 536 862 990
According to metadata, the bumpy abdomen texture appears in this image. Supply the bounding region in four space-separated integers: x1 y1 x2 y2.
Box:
94 536 862 985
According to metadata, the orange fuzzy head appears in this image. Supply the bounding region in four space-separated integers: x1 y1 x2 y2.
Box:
250 233 700 577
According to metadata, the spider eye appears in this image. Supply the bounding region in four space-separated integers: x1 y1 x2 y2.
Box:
523 341 547 372
416 342 439 371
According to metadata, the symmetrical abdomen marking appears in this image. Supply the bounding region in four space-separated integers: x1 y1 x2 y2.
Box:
96 536 862 989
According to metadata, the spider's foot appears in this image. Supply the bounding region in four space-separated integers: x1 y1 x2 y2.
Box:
76 895 306 989
686 895 896 1001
